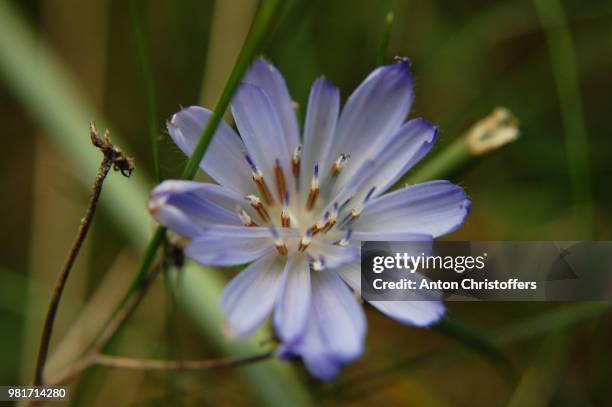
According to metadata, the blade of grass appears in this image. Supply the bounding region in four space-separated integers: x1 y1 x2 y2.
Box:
533 0 592 239
506 333 574 407
0 1 308 404
130 0 161 183
401 135 471 185
377 12 394 66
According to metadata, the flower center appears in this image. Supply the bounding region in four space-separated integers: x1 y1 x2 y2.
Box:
238 147 361 259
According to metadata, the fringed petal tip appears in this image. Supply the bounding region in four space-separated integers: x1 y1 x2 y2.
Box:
411 117 439 143
444 195 472 236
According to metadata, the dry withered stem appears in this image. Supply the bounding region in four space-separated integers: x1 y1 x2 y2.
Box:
33 123 134 386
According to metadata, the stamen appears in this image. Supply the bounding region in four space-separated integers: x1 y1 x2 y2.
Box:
335 229 352 246
274 159 287 203
363 186 376 204
243 151 258 173
309 212 328 236
252 175 274 207
246 195 271 223
237 208 257 227
292 145 301 181
322 217 336 233
306 164 320 211
243 152 274 206
281 192 291 228
338 198 351 214
339 208 361 228
298 230 313 252
270 226 288 256
331 153 350 177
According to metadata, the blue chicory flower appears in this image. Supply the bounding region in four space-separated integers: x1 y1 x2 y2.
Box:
148 58 471 380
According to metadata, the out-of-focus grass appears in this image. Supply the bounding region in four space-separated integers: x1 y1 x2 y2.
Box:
534 0 593 239
507 333 574 407
130 0 161 183
378 11 394 66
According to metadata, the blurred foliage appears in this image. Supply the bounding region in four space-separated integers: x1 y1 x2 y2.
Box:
1 0 612 405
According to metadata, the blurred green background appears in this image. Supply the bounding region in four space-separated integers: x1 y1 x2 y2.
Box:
1 0 611 405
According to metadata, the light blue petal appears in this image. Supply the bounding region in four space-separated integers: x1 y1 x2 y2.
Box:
244 58 300 155
301 350 343 381
277 306 345 381
334 263 361 293
274 254 311 345
354 118 438 201
311 269 366 363
185 235 273 266
327 60 414 186
369 300 445 327
279 269 365 380
148 180 245 237
167 106 255 195
323 159 376 214
148 202 201 239
199 224 299 239
220 253 285 338
308 241 360 270
301 77 340 195
354 180 471 238
232 83 292 198
334 263 446 327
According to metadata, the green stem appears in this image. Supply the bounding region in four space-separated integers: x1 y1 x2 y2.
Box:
506 333 574 407
533 0 593 239
377 12 394 66
400 136 470 185
130 0 161 183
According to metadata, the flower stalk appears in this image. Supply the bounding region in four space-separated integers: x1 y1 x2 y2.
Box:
399 107 519 186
